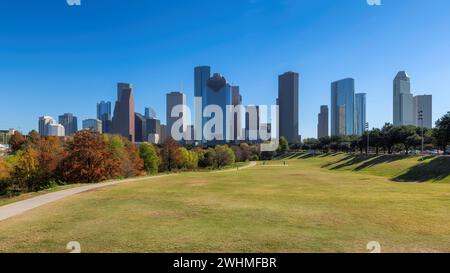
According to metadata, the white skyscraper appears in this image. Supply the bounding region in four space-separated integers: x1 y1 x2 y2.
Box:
47 124 65 137
39 116 56 136
393 71 414 126
413 95 433 128
39 116 65 137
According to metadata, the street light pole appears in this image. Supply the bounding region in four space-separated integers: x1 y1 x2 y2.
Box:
365 122 369 156
418 110 424 155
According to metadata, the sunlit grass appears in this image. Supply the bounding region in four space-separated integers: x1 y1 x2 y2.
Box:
0 157 449 253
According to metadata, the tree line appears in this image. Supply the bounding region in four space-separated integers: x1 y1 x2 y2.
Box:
0 130 261 197
300 112 450 154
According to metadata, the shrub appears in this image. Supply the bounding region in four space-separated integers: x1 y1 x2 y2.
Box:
239 143 251 161
201 148 217 168
215 145 235 167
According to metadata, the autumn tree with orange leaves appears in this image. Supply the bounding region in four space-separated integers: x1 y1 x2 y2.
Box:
59 130 119 183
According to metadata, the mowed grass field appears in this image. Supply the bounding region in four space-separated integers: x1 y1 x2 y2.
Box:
0 154 450 253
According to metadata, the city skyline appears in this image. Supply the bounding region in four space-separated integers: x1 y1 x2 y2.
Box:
5 68 440 141
1 0 450 138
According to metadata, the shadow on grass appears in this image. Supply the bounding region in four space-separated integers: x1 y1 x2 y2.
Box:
329 155 378 170
352 155 407 171
321 155 354 168
297 153 315 159
394 157 450 182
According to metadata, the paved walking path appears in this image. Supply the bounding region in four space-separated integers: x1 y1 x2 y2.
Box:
0 162 257 222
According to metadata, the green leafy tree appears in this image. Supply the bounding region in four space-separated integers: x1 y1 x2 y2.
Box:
397 126 417 154
12 147 39 192
179 147 198 169
214 145 235 167
139 143 160 175
433 112 450 153
277 136 289 154
381 123 395 154
200 148 217 168
369 128 382 154
319 136 331 153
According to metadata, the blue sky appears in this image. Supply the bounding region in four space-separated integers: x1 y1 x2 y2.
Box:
1 0 449 138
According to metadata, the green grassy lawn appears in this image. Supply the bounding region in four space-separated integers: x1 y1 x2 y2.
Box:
0 156 450 253
295 153 450 183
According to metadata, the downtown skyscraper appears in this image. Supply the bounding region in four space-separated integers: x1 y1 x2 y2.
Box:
331 78 355 136
205 73 232 143
58 113 78 136
231 85 243 143
278 72 299 143
355 93 367 136
166 92 187 141
317 105 329 139
111 83 135 142
393 71 414 126
194 66 211 143
97 101 112 134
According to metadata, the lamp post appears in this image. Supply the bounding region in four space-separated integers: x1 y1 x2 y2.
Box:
418 110 424 155
365 122 370 156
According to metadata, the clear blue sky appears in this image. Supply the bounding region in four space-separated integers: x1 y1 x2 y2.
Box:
1 0 449 138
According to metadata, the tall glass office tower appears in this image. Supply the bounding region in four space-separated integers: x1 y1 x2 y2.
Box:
204 73 232 144
97 101 111 133
317 105 329 139
166 91 187 141
393 71 414 126
194 66 211 143
278 72 299 142
355 93 367 136
58 113 78 136
331 78 355 136
111 83 135 142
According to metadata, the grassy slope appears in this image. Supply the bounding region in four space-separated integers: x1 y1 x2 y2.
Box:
283 153 450 183
0 159 450 253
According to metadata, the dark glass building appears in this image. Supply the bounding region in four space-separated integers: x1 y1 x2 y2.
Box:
205 73 232 143
278 72 299 142
194 66 211 143
317 105 329 139
58 113 78 136
331 78 355 136
135 112 147 142
111 83 135 142
97 101 112 133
